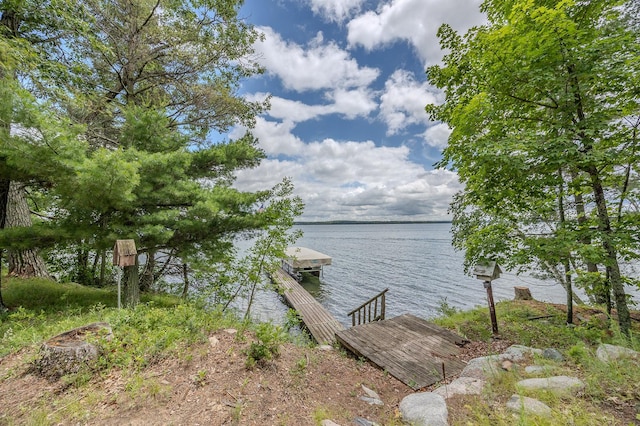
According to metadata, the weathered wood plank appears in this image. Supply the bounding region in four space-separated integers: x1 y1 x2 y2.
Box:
271 267 344 344
335 313 467 389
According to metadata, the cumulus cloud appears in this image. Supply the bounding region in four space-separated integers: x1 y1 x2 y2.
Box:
234 119 461 221
347 0 485 65
379 70 442 135
423 122 451 149
244 89 377 124
308 0 365 22
254 26 380 92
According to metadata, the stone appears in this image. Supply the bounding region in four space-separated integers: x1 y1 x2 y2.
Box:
399 392 448 426
321 420 341 426
542 348 564 362
459 355 501 380
596 344 639 363
433 377 485 399
360 385 383 405
318 344 333 351
506 394 552 417
524 365 554 376
208 336 219 347
501 345 543 362
501 360 514 371
516 376 585 396
354 417 379 426
223 328 237 335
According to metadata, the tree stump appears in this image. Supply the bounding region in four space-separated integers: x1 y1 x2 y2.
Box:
514 286 533 301
35 322 112 379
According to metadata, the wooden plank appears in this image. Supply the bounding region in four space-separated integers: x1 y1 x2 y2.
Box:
271 267 344 344
336 313 467 389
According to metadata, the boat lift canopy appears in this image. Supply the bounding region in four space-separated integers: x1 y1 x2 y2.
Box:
282 247 332 278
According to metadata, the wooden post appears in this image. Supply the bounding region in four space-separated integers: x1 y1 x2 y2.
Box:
485 281 499 335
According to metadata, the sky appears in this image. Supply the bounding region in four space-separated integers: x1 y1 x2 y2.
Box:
231 0 487 221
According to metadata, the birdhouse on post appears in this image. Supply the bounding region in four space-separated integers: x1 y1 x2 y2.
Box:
473 260 502 283
113 240 137 267
473 260 502 335
113 239 138 309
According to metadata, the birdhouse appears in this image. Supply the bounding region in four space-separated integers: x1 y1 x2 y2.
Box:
473 260 502 282
113 239 137 267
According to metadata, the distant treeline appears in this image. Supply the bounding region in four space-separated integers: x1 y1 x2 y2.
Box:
293 221 452 225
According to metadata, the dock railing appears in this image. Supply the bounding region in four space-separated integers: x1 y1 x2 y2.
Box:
347 288 388 326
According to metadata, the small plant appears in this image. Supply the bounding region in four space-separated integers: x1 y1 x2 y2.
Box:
193 369 207 387
284 308 302 331
435 297 460 317
245 322 287 368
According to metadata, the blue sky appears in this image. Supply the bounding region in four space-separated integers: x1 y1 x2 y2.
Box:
232 0 486 221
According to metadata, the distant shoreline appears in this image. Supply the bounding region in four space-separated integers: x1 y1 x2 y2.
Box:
294 220 452 225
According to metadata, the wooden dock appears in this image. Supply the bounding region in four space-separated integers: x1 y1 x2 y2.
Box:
336 313 467 389
271 267 345 344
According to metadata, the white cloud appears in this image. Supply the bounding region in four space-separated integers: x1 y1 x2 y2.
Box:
347 0 485 65
254 26 380 92
308 0 365 22
234 119 461 221
245 89 377 124
423 122 451 149
379 70 442 135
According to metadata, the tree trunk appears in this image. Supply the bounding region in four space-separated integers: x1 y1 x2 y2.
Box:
123 255 139 308
0 179 8 311
181 263 189 298
588 168 630 336
140 250 155 292
6 181 50 278
572 171 606 304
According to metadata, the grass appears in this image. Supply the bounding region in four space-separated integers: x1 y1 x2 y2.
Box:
432 299 640 425
2 277 639 425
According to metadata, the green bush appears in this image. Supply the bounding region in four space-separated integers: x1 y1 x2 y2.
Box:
245 322 288 368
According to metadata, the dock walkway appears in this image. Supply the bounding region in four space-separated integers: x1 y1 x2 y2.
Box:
271 267 345 344
336 313 467 389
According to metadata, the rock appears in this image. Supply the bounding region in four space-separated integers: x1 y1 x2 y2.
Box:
354 417 379 426
318 344 333 351
209 336 219 347
321 420 341 426
542 348 564 362
433 377 485 399
501 345 542 362
516 376 585 396
506 394 552 417
459 355 501 380
399 392 448 426
596 344 639 363
360 385 383 405
501 360 514 371
524 365 554 376
35 322 112 379
223 328 237 335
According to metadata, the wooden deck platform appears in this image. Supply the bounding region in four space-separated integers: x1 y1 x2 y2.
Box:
271 267 345 344
336 313 468 389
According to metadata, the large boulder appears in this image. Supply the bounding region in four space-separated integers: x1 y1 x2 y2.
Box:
399 392 448 426
596 344 639 363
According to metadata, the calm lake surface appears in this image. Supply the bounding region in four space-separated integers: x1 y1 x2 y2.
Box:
247 223 638 326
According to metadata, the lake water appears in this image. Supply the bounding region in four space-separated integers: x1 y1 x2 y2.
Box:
247 223 638 326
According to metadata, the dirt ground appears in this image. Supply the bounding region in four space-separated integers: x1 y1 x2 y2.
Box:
0 325 513 426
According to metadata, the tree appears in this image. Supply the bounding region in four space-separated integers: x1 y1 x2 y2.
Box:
427 0 640 335
1 0 298 310
0 0 86 278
